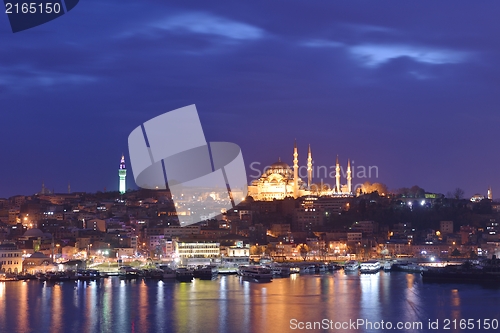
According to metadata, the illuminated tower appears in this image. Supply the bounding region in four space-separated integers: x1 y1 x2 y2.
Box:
335 155 340 193
307 144 312 189
293 140 299 199
347 159 352 194
119 155 126 194
488 186 492 200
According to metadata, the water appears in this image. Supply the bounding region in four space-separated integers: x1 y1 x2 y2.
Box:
1 271 499 333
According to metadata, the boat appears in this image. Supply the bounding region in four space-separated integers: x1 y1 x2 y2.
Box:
344 260 359 271
193 265 219 280
175 268 194 282
45 272 71 282
327 263 342 271
299 264 316 274
383 261 393 271
143 268 165 280
392 262 426 273
36 273 47 281
360 260 381 273
271 265 291 277
119 267 143 280
0 273 18 281
74 269 103 281
422 266 500 284
238 265 273 282
158 265 176 279
17 274 37 281
315 264 328 273
289 265 300 274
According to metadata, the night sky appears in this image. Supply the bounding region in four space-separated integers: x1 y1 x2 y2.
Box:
1 0 499 199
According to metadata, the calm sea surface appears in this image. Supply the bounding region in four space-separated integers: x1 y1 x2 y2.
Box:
1 271 499 333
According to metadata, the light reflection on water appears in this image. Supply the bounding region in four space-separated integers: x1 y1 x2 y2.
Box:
0 272 498 333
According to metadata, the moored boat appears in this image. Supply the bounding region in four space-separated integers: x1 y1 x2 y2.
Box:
344 260 359 271
422 267 500 284
158 265 176 279
315 264 328 273
119 267 143 280
46 272 70 282
0 273 18 281
360 260 381 273
382 261 393 271
392 262 426 273
238 265 273 282
175 267 194 282
193 265 219 280
328 263 342 271
271 265 291 277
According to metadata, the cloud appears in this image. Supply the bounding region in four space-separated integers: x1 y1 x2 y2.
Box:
152 12 264 40
301 39 344 48
349 44 470 67
0 66 97 91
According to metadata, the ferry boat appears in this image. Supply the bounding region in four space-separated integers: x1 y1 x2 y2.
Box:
238 265 273 282
119 267 143 280
74 269 103 281
193 265 219 280
158 265 176 279
143 268 165 280
360 260 381 273
344 260 359 271
45 272 71 282
422 265 500 284
270 265 291 277
175 267 194 282
392 262 426 273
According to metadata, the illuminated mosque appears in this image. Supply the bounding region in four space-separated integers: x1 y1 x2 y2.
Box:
247 141 353 201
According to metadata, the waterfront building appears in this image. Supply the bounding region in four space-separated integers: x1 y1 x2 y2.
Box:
247 141 353 201
119 155 126 194
173 238 220 261
0 243 23 274
23 252 52 274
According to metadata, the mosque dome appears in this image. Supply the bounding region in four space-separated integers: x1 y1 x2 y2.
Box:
29 252 49 259
23 228 44 238
265 159 293 178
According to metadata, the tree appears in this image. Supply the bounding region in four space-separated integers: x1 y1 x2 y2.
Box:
298 244 310 261
360 182 388 195
450 188 465 200
250 245 264 256
451 248 461 257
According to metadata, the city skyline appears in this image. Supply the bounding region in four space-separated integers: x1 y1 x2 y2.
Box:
1 1 500 198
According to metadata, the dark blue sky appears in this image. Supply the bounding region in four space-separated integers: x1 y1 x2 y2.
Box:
1 0 499 198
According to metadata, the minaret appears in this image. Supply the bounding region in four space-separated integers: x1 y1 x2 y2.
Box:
41 181 46 195
68 182 71 194
307 144 312 189
293 140 299 199
335 155 341 193
347 159 352 194
488 186 492 200
119 155 126 194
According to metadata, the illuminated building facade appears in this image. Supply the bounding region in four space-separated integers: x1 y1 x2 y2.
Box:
174 239 220 259
247 141 353 201
0 243 23 274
